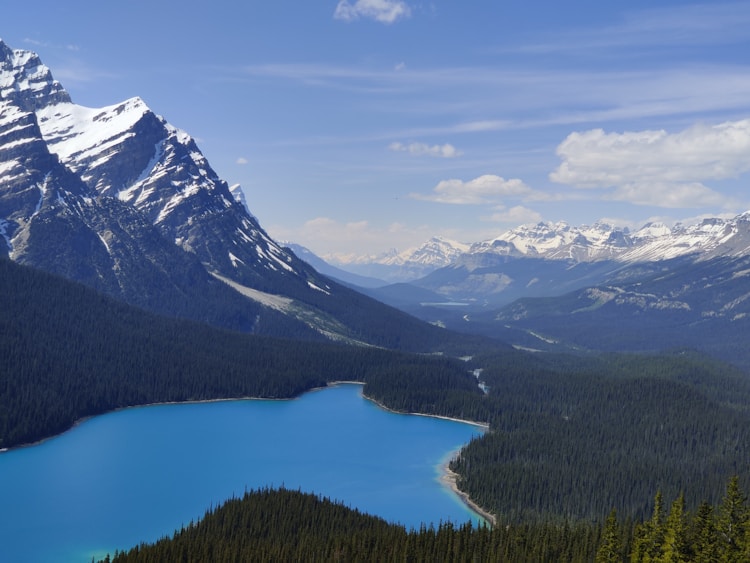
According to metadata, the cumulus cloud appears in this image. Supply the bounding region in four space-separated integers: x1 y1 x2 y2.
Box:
412 174 533 205
550 118 750 208
388 141 462 158
236 157 249 165
487 205 543 224
334 0 411 24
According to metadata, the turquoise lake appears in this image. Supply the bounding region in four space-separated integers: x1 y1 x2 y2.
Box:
0 383 485 563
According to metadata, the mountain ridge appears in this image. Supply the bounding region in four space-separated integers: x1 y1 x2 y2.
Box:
1 38 484 353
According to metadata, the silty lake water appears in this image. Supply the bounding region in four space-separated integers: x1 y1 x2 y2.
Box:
0 383 485 563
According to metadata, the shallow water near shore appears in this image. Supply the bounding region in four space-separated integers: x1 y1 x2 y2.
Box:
0 383 484 562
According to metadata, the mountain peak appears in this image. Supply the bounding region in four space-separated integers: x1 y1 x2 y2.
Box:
0 40 71 111
1 40 331 336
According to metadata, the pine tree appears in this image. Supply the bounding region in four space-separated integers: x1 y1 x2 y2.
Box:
596 508 623 563
690 501 717 563
659 492 687 563
631 491 666 563
717 475 747 563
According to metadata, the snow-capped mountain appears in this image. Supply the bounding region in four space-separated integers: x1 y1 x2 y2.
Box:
329 216 750 286
0 39 455 351
366 212 750 329
470 215 750 264
327 236 470 282
380 236 471 268
470 221 633 261
34 91 304 293
1 39 313 293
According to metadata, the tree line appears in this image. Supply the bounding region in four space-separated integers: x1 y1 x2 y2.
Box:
99 476 750 562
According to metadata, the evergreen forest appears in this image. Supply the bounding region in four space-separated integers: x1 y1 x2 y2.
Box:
449 349 750 523
3 258 750 560
101 478 750 562
0 258 484 449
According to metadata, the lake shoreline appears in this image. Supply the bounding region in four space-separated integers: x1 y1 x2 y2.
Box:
1 382 487 562
2 383 347 454
358 388 490 431
1 394 292 453
2 381 495 528
440 458 497 527
2 380 489 453
358 388 494 527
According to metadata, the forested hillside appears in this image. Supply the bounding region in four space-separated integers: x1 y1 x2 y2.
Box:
0 258 484 449
4 258 750 541
102 478 750 562
450 349 750 523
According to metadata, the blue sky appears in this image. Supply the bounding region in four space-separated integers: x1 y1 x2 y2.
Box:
4 1 750 259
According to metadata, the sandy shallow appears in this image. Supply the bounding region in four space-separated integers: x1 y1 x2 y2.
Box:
440 460 497 526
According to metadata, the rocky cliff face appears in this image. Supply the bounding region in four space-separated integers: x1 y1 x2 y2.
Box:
0 39 457 350
33 87 322 296
0 41 71 110
0 74 254 319
0 38 323 298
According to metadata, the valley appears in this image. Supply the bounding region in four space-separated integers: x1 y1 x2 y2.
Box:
3 35 750 561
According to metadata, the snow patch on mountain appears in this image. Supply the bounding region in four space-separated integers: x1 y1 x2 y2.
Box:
327 236 471 282
229 184 254 217
37 98 148 167
472 221 633 261
0 40 70 110
470 214 750 265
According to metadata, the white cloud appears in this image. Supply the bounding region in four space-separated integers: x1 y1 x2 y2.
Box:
388 141 462 158
236 157 249 165
486 205 543 224
550 118 750 208
412 174 533 205
609 182 729 209
23 38 79 51
334 0 411 24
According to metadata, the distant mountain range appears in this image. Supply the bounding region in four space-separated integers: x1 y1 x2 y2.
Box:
322 236 471 283
305 215 750 368
4 38 750 368
471 215 750 262
0 38 482 353
325 215 750 280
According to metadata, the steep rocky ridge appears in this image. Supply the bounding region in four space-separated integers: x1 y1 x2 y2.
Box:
1 39 469 351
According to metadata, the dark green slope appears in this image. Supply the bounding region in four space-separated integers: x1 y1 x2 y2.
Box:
104 481 750 563
0 258 487 449
4 257 750 534
450 348 750 523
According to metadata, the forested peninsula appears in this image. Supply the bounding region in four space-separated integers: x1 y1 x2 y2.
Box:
101 479 750 562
